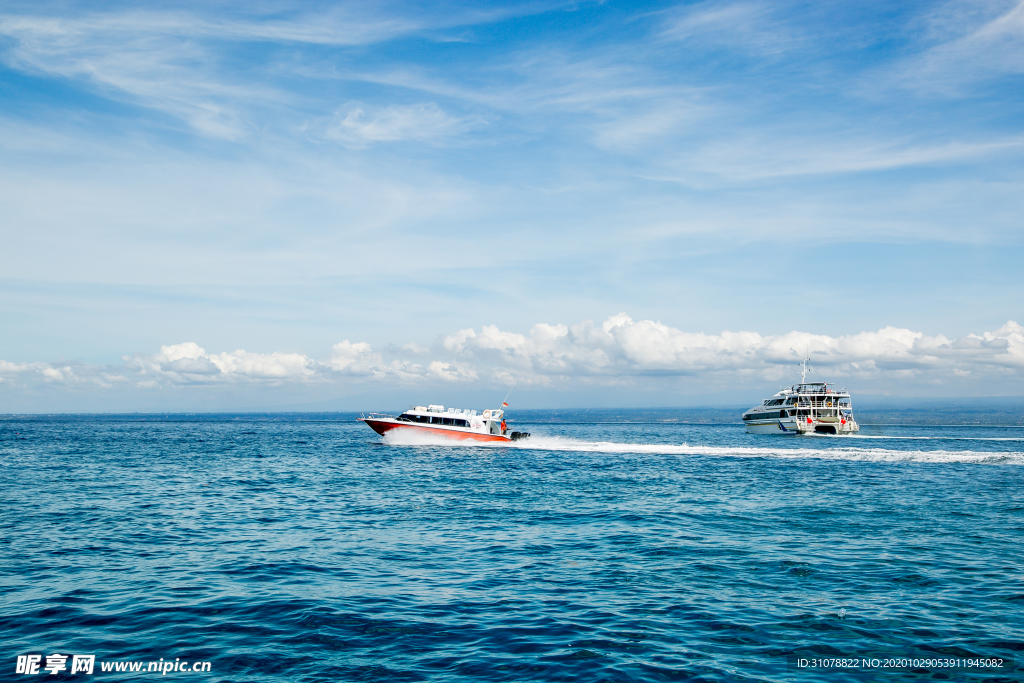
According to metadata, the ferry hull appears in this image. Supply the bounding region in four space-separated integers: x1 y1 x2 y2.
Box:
745 418 860 435
745 419 800 435
361 419 512 443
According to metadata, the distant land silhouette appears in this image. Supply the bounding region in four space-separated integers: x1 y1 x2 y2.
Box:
4 400 1023 425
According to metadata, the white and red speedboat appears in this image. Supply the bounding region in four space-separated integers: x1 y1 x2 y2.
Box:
359 404 530 443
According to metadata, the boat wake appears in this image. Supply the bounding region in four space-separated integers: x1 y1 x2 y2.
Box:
515 436 1024 465
381 431 1024 465
844 434 1024 442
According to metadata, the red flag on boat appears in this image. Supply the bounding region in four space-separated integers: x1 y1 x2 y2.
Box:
502 402 508 407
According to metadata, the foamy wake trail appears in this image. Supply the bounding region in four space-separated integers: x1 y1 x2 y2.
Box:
381 431 1024 465
846 434 1024 442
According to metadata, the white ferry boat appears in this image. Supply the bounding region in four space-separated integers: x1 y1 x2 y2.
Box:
359 404 530 443
742 360 859 435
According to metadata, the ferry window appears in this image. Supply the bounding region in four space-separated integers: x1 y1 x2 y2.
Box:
430 416 440 424
442 417 452 426
455 419 467 427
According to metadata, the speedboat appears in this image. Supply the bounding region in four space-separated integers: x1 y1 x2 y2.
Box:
359 404 529 443
742 359 860 435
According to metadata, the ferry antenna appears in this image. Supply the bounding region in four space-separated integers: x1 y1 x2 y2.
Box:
799 356 812 384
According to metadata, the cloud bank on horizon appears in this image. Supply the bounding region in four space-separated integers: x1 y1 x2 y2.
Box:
0 1 1022 409
3 316 1022 409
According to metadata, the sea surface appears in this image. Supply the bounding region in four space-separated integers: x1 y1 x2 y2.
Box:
2 414 1022 682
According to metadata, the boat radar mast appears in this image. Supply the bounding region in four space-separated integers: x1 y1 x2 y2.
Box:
799 357 811 383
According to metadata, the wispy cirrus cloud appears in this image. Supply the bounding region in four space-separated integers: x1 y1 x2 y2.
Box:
881 0 1024 95
324 102 488 147
654 134 1024 183
0 13 280 138
657 1 807 56
0 5 543 138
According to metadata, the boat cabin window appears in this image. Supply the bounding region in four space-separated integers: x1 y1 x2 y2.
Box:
744 411 782 421
421 415 469 427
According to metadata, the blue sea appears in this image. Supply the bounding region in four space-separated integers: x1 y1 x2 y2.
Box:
2 414 1022 682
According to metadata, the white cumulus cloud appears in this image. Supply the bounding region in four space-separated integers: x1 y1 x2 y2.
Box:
330 340 383 376
433 315 1024 385
125 342 315 384
3 319 1023 406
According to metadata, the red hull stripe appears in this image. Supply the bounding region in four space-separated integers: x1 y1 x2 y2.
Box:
361 420 511 443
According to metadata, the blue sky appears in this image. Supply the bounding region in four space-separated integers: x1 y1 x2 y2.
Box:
1 0 1023 411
